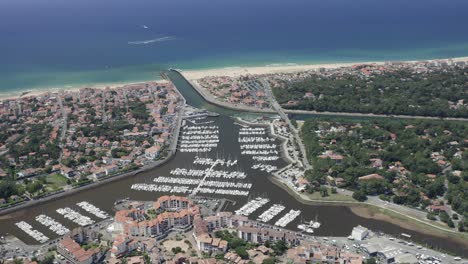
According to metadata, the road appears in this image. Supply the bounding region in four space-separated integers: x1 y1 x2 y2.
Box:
260 79 311 170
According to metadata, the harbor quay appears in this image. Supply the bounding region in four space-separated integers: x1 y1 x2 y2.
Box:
2 195 467 264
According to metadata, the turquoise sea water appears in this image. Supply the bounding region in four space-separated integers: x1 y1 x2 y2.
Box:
1 0 468 95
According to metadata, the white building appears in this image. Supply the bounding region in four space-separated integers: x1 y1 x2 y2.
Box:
351 225 369 241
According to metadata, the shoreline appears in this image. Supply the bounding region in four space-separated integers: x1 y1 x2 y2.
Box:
0 79 168 100
2 55 468 101
267 175 468 252
177 70 468 122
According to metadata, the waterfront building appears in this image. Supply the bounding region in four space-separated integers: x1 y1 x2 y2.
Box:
113 195 200 238
57 237 102 264
351 225 369 241
237 225 300 246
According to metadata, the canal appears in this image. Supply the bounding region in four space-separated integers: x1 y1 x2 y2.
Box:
0 70 466 257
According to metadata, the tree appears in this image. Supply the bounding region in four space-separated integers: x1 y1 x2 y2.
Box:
235 246 249 259
427 212 437 221
172 246 183 254
319 187 329 197
447 218 455 228
273 240 287 255
352 190 367 202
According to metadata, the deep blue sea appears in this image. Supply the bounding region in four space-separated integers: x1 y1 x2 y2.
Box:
1 0 468 94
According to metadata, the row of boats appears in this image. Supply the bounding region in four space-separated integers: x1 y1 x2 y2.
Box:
16 201 108 242
56 207 95 226
170 168 247 179
180 147 213 152
257 204 285 222
182 135 219 140
185 125 218 130
193 157 238 167
251 163 278 173
35 214 70 236
153 176 252 189
239 127 266 135
241 150 278 155
15 221 49 243
77 201 110 219
274 209 301 227
252 156 279 161
180 125 219 153
239 137 275 143
234 197 321 231
235 197 270 216
240 144 276 150
130 183 250 196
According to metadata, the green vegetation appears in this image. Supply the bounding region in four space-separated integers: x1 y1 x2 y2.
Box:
215 230 257 259
171 246 184 254
262 257 277 264
129 100 150 120
301 118 468 230
274 67 468 117
304 186 355 202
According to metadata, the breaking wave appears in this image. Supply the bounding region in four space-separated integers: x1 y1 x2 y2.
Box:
128 36 175 45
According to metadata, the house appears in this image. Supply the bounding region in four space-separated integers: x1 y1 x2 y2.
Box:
193 233 228 253
428 205 447 213
105 165 119 175
61 167 75 178
145 145 160 159
358 174 384 181
110 235 140 258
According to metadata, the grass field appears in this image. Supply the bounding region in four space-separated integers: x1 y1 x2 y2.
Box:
45 173 69 190
304 188 356 202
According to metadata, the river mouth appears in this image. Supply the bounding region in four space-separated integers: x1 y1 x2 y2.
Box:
0 70 467 257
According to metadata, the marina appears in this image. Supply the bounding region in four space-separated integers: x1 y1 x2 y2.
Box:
179 125 219 152
76 201 110 219
0 71 467 258
274 209 301 227
235 197 270 216
56 207 95 226
257 204 285 222
15 221 49 243
35 214 70 236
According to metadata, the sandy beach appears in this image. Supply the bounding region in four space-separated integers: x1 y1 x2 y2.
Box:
2 56 468 101
182 56 468 79
0 79 169 100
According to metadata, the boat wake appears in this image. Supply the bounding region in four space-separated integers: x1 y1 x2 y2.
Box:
128 36 175 45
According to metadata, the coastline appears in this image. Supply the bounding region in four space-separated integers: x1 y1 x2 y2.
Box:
177 70 468 122
2 56 468 101
182 56 468 79
0 79 168 100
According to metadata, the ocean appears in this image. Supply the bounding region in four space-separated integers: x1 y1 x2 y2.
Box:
1 0 468 95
